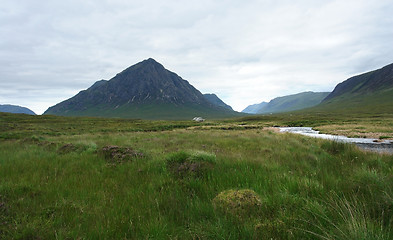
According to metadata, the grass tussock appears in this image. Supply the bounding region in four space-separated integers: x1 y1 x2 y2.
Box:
166 151 216 178
101 145 145 164
302 194 392 240
212 189 262 220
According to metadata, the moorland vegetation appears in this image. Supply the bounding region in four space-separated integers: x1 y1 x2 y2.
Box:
1 112 392 239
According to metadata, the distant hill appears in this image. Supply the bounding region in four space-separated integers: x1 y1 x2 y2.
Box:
203 94 233 111
243 92 330 114
242 102 268 114
44 58 240 120
0 104 36 115
316 63 393 113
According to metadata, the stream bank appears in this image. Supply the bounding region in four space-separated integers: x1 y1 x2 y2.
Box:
279 127 393 154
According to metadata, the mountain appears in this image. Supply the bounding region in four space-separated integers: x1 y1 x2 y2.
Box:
44 58 239 120
0 104 36 115
203 94 233 111
242 102 268 114
324 63 393 101
317 63 393 113
243 92 330 114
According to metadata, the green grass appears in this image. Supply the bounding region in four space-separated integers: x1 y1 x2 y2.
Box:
311 88 393 114
45 102 244 120
0 112 392 239
379 136 392 140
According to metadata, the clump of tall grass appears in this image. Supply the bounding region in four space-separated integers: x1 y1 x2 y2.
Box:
81 141 98 153
101 145 145 163
321 140 353 155
254 217 296 240
57 142 98 154
166 151 216 178
212 189 262 220
0 194 11 236
302 194 392 240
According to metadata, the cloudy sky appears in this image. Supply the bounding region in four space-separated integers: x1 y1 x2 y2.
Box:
1 0 393 114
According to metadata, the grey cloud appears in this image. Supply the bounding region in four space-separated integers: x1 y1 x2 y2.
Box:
1 0 392 113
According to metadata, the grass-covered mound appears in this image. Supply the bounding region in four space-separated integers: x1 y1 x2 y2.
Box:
0 113 392 239
166 151 216 178
101 145 145 164
213 189 262 220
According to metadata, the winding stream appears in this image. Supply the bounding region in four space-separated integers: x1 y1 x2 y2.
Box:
279 127 393 154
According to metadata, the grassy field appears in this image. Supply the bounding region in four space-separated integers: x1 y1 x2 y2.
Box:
1 112 392 239
44 102 243 120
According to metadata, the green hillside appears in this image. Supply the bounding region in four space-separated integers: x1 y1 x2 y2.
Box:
314 88 393 113
257 92 330 114
313 63 393 113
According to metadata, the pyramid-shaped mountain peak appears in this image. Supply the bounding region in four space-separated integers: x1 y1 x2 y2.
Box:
145 58 159 63
117 58 165 76
136 58 163 68
44 59 238 119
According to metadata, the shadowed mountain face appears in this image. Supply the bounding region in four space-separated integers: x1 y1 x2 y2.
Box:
324 63 393 101
0 104 36 115
242 102 268 114
203 94 233 111
44 59 239 120
317 63 393 113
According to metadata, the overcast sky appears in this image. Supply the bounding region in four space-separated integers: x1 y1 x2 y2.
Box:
1 0 393 114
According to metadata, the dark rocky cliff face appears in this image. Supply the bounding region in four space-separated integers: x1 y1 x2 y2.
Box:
103 58 209 105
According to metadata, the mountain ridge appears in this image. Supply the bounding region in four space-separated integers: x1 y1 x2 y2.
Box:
243 92 330 114
242 102 268 114
0 104 36 115
314 62 393 113
203 94 233 111
323 63 393 102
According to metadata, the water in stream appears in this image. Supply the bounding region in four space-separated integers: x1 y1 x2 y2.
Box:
279 127 393 154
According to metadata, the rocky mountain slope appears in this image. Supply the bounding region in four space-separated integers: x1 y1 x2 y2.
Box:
203 94 233 111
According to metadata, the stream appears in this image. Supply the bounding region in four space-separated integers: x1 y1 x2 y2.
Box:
279 127 393 154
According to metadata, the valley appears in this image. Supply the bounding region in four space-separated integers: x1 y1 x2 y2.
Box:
2 1 392 239
1 60 393 239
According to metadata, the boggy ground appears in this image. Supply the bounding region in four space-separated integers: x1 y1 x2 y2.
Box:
0 112 392 239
